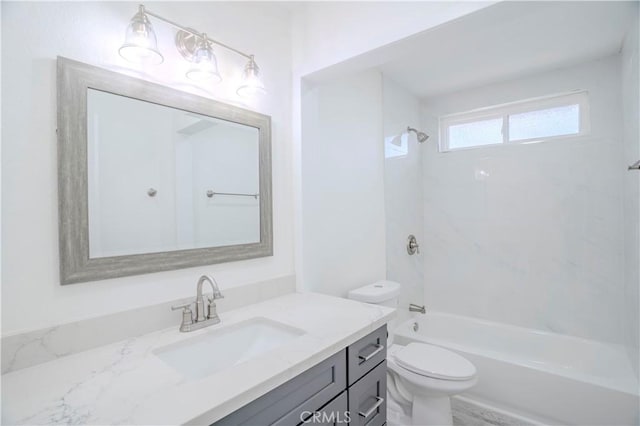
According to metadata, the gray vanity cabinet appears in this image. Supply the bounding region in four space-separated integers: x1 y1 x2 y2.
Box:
347 361 387 426
346 325 387 426
213 325 387 426
346 326 387 386
214 350 346 426
301 391 349 426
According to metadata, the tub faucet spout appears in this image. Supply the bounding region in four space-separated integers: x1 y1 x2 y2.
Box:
409 303 426 314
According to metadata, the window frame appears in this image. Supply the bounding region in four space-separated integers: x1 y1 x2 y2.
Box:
438 90 590 152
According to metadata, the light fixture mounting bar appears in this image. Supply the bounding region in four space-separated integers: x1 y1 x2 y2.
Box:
141 5 253 60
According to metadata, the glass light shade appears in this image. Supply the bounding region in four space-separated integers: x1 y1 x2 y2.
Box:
236 58 266 98
186 40 222 83
118 11 163 65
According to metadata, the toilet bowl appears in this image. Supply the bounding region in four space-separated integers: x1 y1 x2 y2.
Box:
387 343 477 425
347 281 477 426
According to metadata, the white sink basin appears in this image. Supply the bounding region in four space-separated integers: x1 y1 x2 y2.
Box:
153 317 305 380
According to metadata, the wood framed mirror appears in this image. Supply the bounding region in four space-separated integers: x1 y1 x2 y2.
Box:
57 57 272 284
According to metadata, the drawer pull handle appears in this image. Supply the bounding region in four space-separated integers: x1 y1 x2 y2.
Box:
358 396 384 418
358 344 384 363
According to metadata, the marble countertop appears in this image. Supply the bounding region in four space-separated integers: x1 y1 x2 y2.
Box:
2 292 394 425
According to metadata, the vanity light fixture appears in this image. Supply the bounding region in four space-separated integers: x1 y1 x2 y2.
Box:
119 4 265 97
237 56 266 98
118 6 163 65
185 35 222 83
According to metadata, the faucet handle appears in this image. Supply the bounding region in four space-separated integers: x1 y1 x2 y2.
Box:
206 297 221 323
407 235 420 255
171 303 194 331
171 302 192 311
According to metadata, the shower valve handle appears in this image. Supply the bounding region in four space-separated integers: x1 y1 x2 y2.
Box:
407 235 420 255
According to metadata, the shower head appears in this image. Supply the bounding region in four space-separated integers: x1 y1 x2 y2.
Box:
407 126 429 143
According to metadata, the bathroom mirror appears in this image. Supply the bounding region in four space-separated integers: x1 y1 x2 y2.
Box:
57 57 272 284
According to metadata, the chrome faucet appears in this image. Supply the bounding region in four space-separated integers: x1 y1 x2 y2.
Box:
196 274 223 322
409 303 426 314
171 275 224 332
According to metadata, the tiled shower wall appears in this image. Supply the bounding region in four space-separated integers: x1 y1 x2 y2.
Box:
419 55 627 344
622 13 640 378
382 76 424 324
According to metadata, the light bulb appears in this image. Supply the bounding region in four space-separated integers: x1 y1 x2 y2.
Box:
186 36 222 83
118 6 163 65
236 57 266 98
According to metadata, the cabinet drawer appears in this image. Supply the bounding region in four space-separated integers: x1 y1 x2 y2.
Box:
347 325 387 385
297 391 349 426
347 360 387 426
215 350 346 426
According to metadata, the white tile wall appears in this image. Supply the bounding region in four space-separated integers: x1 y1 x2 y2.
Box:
621 13 640 378
382 77 425 324
420 56 627 343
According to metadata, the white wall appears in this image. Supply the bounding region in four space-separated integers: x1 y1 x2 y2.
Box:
300 70 386 296
292 2 495 295
0 0 3 350
88 90 178 257
1 1 294 335
190 124 260 248
291 2 494 77
382 77 424 320
420 56 626 343
621 12 640 377
89 94 260 257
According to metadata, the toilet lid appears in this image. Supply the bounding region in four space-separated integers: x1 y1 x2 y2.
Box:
394 342 476 381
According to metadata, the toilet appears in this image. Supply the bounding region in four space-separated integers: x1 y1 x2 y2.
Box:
348 282 477 426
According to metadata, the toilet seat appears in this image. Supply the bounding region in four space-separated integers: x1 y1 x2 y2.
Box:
393 342 476 381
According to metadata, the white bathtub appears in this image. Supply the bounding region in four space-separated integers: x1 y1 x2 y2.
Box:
393 312 640 425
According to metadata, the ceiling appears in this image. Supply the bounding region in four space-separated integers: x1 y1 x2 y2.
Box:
377 1 638 98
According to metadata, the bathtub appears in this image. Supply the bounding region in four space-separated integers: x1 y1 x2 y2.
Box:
393 312 640 425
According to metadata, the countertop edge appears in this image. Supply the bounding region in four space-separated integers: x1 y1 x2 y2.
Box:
187 313 395 425
1 293 396 426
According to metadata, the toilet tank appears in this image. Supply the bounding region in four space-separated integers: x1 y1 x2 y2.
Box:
347 281 400 308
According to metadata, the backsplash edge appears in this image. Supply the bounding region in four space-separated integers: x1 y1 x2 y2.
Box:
1 275 296 374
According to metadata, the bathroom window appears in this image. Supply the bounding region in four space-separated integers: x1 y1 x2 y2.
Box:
439 91 589 152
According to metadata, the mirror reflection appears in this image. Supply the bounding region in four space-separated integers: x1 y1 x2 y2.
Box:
87 89 260 258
